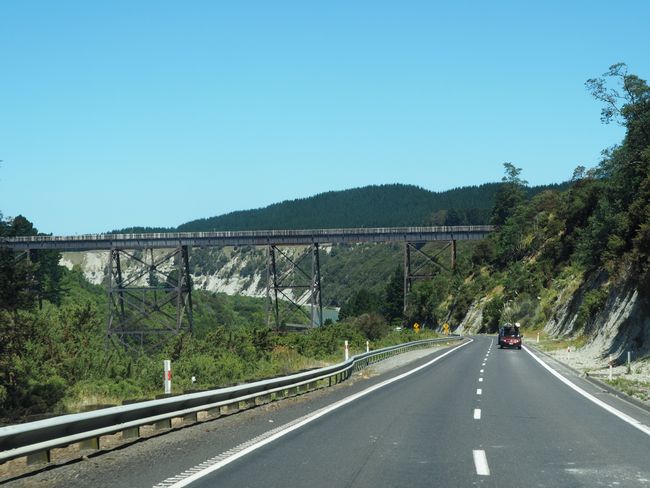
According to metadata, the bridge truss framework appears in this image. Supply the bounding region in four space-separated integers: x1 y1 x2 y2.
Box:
2 226 492 348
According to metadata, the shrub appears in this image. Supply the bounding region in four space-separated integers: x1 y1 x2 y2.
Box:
576 287 609 330
482 297 503 333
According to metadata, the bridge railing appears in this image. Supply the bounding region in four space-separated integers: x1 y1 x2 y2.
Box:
0 336 462 464
3 225 493 244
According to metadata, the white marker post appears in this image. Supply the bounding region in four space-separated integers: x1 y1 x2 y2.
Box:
366 340 370 353
344 340 349 361
628 351 631 371
164 359 172 395
537 332 539 344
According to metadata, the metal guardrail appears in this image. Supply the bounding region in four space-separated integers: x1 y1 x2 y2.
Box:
0 336 461 464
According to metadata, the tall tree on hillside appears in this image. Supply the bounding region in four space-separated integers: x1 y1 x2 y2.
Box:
491 163 528 226
0 214 63 310
382 265 404 324
585 64 650 288
0 214 35 310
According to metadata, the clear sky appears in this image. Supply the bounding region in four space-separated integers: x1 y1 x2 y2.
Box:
1 1 648 235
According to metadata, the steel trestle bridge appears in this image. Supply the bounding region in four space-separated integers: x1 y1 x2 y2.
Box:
2 226 493 347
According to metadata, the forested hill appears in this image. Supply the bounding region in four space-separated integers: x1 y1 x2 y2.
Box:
178 183 491 231
119 182 566 234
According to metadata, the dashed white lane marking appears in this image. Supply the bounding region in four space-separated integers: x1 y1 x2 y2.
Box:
478 378 483 382
473 449 490 476
480 369 484 373
523 346 650 438
476 388 482 395
473 409 481 420
153 339 474 488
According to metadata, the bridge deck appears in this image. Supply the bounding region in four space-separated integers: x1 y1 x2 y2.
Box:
1 226 493 251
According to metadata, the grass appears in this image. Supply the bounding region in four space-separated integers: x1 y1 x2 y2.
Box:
532 332 589 352
603 377 650 402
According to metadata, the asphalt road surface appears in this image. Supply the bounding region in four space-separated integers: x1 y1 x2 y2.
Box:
11 336 650 487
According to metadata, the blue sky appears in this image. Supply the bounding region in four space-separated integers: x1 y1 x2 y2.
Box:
1 1 648 235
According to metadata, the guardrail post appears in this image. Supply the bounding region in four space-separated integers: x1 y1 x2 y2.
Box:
122 426 140 439
207 406 221 418
255 394 271 406
79 437 100 451
239 399 254 410
182 412 198 423
27 450 50 466
154 419 172 430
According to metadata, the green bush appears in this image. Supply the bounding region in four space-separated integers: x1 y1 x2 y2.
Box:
576 287 609 330
482 297 503 333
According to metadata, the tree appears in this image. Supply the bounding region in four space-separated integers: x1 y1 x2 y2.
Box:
582 65 650 279
491 163 527 226
382 265 404 323
0 214 64 310
339 288 382 319
586 63 650 132
482 297 503 333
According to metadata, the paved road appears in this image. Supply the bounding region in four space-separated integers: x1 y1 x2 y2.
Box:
156 336 650 487
11 337 650 487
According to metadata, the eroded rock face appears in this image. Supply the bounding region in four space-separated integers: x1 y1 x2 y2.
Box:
586 285 650 361
60 248 270 299
455 297 487 335
544 269 649 361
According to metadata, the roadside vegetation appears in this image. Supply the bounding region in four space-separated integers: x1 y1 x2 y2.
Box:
0 238 437 419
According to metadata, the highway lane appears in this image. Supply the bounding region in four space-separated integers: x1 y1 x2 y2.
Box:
156 336 650 488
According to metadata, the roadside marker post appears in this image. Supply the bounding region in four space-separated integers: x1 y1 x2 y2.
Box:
164 359 172 395
627 351 631 373
537 332 539 343
344 340 349 361
366 341 369 353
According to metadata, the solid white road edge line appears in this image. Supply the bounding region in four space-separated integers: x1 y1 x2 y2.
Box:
473 409 481 420
523 345 650 437
473 449 490 476
156 339 474 488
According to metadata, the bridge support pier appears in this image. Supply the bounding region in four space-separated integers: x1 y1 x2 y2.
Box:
266 243 323 330
403 240 455 314
107 245 193 350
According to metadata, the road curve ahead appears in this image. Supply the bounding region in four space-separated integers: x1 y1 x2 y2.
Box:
153 336 650 488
